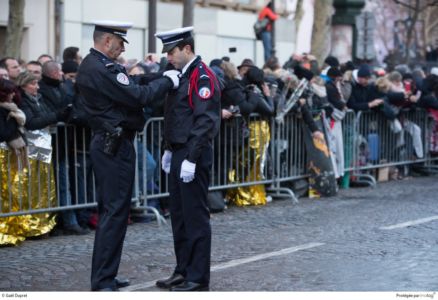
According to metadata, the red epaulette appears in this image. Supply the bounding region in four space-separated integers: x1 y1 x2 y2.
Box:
188 62 220 109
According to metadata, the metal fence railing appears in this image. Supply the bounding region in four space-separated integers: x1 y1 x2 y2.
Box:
2 109 438 220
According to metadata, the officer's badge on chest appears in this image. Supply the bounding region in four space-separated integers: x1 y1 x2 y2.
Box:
117 73 129 85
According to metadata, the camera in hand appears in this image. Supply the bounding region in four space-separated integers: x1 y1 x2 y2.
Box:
103 126 123 156
227 106 240 114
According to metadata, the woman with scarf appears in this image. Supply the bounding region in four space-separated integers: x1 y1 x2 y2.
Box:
0 72 66 245
0 78 34 245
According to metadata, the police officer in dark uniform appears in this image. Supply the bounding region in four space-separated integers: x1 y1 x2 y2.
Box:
155 27 221 292
76 21 180 291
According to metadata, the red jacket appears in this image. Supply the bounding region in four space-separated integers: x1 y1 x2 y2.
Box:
258 6 279 32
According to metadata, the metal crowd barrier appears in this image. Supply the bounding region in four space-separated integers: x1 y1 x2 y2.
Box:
349 109 438 185
138 114 276 205
267 113 307 203
2 109 438 219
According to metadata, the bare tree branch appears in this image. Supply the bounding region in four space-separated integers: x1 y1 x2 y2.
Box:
393 0 416 10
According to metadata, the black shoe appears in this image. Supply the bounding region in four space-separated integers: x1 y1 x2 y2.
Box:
156 273 185 289
93 287 118 292
115 277 130 288
63 224 90 235
170 281 209 291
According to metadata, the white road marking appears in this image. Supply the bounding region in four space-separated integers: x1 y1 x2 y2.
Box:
123 242 325 291
380 215 438 230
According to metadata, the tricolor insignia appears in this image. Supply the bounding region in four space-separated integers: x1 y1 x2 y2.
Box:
198 86 211 99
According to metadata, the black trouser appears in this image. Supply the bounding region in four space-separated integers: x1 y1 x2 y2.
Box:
89 133 135 290
169 146 212 284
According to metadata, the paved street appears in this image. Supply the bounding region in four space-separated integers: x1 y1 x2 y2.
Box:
1 176 438 291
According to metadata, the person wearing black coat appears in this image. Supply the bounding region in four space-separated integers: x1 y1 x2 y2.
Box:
347 65 404 120
37 61 88 235
325 67 347 112
77 22 177 292
16 72 66 130
240 66 275 117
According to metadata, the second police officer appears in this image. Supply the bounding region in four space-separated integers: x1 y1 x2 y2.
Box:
155 27 221 292
76 21 180 291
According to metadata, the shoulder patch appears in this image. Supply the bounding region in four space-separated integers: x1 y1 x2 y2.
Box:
198 86 211 99
116 73 129 85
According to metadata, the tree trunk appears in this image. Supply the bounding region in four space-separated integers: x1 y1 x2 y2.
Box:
424 5 438 48
310 0 334 67
294 0 304 43
182 0 195 27
404 0 420 63
3 0 25 58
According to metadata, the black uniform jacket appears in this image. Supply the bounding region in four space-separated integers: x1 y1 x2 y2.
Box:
76 48 173 132
164 56 221 163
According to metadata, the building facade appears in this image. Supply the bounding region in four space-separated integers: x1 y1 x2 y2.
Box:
0 0 304 66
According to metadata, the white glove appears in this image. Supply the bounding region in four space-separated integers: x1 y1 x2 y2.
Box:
163 70 181 89
161 150 172 174
180 159 196 183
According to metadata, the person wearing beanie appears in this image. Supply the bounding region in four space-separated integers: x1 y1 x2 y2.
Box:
357 64 372 78
320 55 340 81
347 64 384 112
62 60 79 81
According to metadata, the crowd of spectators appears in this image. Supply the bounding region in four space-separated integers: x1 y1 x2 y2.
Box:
1 44 438 244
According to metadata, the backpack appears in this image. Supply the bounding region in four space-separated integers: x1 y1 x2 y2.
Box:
253 18 269 40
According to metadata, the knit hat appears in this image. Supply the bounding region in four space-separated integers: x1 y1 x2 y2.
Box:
209 59 223 68
327 67 342 78
15 71 38 87
324 55 340 68
357 64 371 78
62 60 79 74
